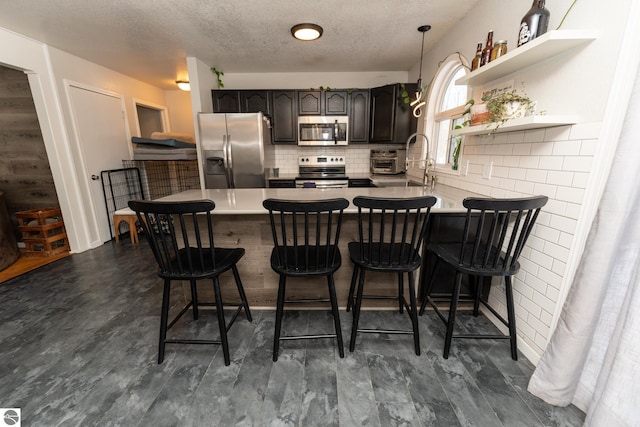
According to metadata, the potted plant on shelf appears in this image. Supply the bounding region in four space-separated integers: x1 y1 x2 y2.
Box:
482 89 536 131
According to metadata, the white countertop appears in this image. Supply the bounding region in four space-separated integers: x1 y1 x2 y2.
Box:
127 184 476 215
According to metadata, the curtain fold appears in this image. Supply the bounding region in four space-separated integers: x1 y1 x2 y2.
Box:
527 59 640 427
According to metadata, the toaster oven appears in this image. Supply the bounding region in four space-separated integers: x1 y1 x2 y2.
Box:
370 149 406 175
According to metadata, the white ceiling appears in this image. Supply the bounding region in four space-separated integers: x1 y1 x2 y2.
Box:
0 0 480 89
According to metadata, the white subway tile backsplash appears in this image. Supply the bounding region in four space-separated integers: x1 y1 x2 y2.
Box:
572 172 590 188
537 266 563 288
552 140 581 156
543 241 570 263
518 156 540 168
529 248 554 270
508 168 527 180
532 182 558 197
506 131 525 143
559 232 574 249
539 310 554 328
569 122 601 140
530 142 554 156
546 170 573 186
538 156 564 170
549 214 577 234
544 125 572 141
513 143 532 155
534 224 560 243
580 139 598 156
526 169 548 183
563 156 593 172
524 128 546 143
515 180 535 194
555 186 585 204
532 290 557 315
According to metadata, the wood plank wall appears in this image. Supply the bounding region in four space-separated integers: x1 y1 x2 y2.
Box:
0 65 59 240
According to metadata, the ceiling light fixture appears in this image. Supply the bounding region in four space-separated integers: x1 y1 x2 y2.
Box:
411 25 431 118
175 80 190 91
291 23 323 41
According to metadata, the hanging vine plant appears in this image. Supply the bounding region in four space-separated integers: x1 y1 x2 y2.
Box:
210 67 224 88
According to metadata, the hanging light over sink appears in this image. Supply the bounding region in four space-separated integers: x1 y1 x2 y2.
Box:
411 25 431 118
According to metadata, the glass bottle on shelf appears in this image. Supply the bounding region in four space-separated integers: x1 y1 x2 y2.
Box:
517 0 550 47
471 43 483 71
480 31 494 66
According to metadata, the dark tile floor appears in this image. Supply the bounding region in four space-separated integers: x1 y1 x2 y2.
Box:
0 241 585 426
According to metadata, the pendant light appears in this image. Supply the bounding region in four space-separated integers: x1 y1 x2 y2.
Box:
411 25 431 118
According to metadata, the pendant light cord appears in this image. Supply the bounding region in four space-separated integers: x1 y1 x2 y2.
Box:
417 30 426 87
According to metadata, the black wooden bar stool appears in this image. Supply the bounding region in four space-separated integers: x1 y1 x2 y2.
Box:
347 195 436 355
263 198 349 362
129 199 252 366
419 195 548 359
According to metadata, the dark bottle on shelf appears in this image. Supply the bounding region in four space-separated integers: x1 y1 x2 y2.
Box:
471 43 483 71
480 31 494 66
517 0 550 47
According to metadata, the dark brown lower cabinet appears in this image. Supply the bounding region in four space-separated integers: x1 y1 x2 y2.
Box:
419 213 493 301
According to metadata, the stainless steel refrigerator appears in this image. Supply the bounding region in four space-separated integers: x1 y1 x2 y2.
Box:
199 112 271 188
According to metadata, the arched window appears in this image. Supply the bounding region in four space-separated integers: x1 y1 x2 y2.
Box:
424 55 469 171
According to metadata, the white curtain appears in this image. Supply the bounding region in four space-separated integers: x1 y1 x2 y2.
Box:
527 62 640 425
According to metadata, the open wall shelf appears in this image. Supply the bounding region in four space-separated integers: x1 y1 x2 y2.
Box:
452 115 578 136
456 30 597 87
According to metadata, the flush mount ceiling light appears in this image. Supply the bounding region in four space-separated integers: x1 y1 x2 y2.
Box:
291 23 323 41
175 80 190 91
411 24 431 118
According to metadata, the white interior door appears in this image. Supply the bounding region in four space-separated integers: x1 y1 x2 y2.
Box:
68 84 130 244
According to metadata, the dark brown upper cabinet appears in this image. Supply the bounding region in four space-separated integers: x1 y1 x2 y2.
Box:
324 91 349 115
240 90 271 114
369 83 417 144
298 90 349 115
212 90 240 113
349 89 370 143
271 90 297 144
297 91 323 115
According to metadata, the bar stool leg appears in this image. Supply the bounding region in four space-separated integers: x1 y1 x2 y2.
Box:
212 277 230 366
408 272 420 356
443 272 463 359
398 273 404 314
232 265 252 322
327 274 344 358
158 279 171 364
273 275 287 361
349 270 366 352
505 276 518 360
346 264 359 312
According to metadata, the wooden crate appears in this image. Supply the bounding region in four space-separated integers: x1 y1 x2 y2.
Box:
16 208 70 257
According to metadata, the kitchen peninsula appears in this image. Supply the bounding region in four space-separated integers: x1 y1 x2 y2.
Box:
144 184 476 307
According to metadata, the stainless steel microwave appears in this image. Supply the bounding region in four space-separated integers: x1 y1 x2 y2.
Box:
298 116 349 146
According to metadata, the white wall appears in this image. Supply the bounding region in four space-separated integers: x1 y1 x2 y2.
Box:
0 26 174 252
0 27 91 252
409 0 637 362
165 89 194 136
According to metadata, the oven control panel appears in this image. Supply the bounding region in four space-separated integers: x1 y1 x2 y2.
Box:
298 155 345 166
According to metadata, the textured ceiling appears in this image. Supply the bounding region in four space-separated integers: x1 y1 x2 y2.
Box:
0 0 480 89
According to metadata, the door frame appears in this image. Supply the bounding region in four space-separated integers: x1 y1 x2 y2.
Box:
63 79 132 247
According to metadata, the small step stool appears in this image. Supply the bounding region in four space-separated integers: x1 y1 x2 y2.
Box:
113 208 139 244
16 208 70 257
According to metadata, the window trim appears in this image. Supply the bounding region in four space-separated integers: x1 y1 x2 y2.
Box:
423 54 470 175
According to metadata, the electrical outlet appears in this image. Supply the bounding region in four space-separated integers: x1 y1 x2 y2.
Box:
482 161 493 180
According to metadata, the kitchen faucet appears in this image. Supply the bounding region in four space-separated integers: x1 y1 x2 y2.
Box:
405 132 436 188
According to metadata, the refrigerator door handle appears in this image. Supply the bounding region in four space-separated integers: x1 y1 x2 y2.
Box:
222 134 231 188
226 133 234 188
